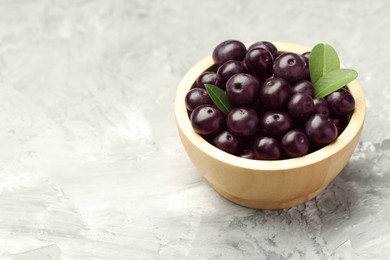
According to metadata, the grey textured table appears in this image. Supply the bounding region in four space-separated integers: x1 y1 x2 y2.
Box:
0 1 389 259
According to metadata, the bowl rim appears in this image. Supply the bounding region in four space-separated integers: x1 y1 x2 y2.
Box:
175 42 366 171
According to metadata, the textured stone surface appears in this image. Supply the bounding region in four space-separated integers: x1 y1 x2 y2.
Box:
0 0 389 259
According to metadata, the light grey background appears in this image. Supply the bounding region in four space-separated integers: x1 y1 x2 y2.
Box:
0 0 389 259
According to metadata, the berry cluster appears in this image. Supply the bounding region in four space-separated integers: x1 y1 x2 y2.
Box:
185 40 355 160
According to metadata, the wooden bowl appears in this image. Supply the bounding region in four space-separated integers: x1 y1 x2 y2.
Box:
174 42 366 210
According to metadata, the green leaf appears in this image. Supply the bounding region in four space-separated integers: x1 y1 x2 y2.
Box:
204 84 232 115
309 43 340 84
314 69 358 97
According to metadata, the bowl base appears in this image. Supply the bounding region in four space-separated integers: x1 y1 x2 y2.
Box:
210 183 328 210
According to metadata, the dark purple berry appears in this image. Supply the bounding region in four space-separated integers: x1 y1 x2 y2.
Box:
292 80 315 97
253 137 282 160
185 88 213 112
302 52 310 63
326 88 355 116
261 111 293 137
238 148 255 159
215 80 225 90
244 47 273 79
226 73 260 107
191 105 225 136
299 54 310 80
305 114 338 146
213 130 239 155
281 129 310 158
212 40 247 66
264 74 275 81
248 41 278 59
259 77 292 110
227 107 259 137
273 52 307 83
288 93 315 120
196 72 217 88
216 60 247 88
313 97 330 117
332 115 349 136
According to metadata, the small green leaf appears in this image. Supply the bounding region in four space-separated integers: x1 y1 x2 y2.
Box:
309 43 340 84
204 84 232 115
314 69 358 97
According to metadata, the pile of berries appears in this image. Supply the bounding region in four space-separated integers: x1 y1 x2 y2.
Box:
185 40 355 160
